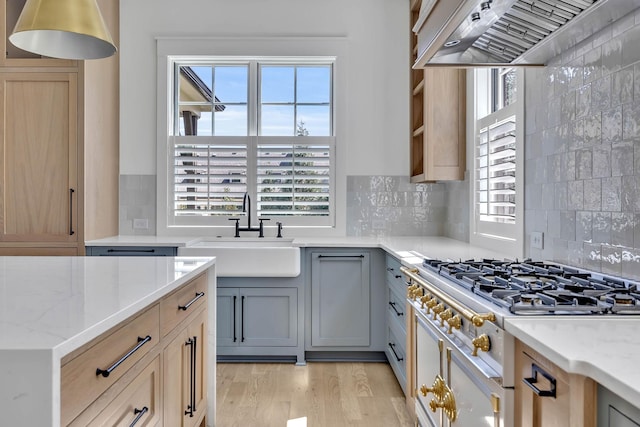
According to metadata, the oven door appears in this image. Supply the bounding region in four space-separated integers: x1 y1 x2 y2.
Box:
415 309 513 427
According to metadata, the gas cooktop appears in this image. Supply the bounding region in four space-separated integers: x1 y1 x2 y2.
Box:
422 258 640 315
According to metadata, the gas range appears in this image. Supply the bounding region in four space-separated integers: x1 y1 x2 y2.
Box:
422 258 640 315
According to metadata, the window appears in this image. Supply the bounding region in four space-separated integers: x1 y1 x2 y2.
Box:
470 68 524 256
170 59 335 227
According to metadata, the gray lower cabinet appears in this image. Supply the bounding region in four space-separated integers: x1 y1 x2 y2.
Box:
86 246 178 256
385 254 407 394
217 284 304 364
598 385 640 427
310 251 371 347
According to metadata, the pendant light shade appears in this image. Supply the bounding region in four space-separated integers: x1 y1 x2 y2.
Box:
9 0 116 60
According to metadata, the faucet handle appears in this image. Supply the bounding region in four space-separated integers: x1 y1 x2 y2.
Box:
228 218 240 237
276 222 283 238
258 218 270 238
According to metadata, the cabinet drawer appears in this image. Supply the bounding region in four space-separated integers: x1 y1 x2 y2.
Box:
160 272 208 337
386 255 408 297
70 355 161 427
387 286 407 334
87 246 178 256
386 322 406 393
61 305 160 426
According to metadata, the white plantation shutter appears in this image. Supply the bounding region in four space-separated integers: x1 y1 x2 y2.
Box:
477 116 516 224
257 139 332 216
174 137 248 216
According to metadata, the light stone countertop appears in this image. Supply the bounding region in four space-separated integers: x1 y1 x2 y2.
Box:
0 256 216 427
85 235 640 407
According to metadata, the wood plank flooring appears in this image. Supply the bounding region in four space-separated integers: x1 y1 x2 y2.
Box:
216 362 413 427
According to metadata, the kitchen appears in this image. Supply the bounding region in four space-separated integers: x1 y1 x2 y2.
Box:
1 0 640 426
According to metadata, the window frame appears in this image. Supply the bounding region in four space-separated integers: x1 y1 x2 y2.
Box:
468 68 524 257
156 37 348 237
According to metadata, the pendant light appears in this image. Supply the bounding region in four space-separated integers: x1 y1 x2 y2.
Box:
8 0 117 60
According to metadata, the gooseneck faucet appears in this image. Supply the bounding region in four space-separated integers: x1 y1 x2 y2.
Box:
242 192 252 231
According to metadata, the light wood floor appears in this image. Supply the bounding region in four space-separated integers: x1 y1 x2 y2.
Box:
216 362 413 427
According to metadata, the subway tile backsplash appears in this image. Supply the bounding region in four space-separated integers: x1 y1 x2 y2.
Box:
525 8 640 279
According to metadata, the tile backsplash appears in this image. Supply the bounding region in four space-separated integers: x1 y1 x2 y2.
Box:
524 10 640 279
346 175 469 239
120 174 156 236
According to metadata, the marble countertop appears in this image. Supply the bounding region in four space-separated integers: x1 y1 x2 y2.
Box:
0 256 215 355
505 317 640 406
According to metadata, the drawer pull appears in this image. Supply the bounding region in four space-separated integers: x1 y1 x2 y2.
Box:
129 406 148 427
523 363 556 398
178 292 205 311
388 301 404 316
96 335 152 378
388 342 403 362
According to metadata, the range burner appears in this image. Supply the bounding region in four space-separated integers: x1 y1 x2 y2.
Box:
422 258 640 315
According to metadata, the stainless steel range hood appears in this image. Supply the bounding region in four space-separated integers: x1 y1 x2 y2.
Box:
413 0 640 67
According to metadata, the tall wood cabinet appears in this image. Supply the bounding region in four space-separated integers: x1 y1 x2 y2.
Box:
409 0 466 183
0 0 119 255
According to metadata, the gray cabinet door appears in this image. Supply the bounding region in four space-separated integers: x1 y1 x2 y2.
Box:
217 288 240 347
241 288 298 347
598 385 640 427
311 252 370 346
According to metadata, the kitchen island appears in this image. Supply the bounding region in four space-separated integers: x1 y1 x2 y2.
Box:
0 256 216 427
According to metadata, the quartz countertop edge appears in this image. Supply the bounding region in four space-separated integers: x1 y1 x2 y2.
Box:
505 317 640 405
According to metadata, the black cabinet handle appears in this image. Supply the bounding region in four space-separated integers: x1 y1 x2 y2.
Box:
388 301 404 316
233 295 237 342
317 254 365 259
129 406 148 427
523 363 556 398
96 335 152 378
178 292 205 311
241 295 245 342
69 188 75 236
395 275 402 279
388 342 403 362
185 336 197 417
387 267 394 272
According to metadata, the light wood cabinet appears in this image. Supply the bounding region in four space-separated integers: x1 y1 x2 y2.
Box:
0 0 119 255
409 0 466 183
164 308 207 427
61 272 209 427
515 339 596 427
0 72 78 244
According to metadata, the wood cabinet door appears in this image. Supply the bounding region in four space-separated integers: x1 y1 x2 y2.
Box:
0 72 78 242
163 308 207 427
311 252 370 347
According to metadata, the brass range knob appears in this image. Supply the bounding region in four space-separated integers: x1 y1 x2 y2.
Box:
432 303 445 319
446 314 462 334
472 334 491 357
438 308 452 326
419 375 446 400
407 284 420 300
429 390 458 422
425 297 438 313
419 293 431 309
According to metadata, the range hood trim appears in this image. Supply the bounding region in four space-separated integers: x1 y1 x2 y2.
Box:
413 0 640 68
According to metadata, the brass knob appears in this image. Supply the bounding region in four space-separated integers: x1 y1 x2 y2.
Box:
432 303 445 318
447 314 462 334
439 308 452 326
406 284 418 299
419 375 446 400
471 312 496 327
472 334 491 357
425 297 438 313
419 294 431 309
429 390 458 422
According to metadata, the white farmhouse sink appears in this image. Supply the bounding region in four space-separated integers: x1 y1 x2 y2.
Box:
178 238 300 277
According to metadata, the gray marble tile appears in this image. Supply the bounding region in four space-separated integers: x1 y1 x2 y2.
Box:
622 175 640 211
576 211 593 242
583 178 602 211
602 37 623 75
583 113 602 146
602 177 621 212
602 105 623 144
593 212 612 244
621 247 640 280
555 182 568 210
561 211 576 241
551 238 569 264
611 66 634 107
592 146 612 178
548 210 561 236
576 84 592 118
622 101 640 140
583 242 602 272
635 63 640 102
601 245 623 276
612 212 635 247
611 141 634 176
567 180 584 210
583 46 602 84
621 25 640 68
541 182 557 210
561 90 577 122
568 240 584 267
525 183 542 209
567 56 585 89
592 75 612 112
576 149 593 179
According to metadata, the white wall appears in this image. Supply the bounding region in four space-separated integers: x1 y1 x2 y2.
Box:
119 0 409 176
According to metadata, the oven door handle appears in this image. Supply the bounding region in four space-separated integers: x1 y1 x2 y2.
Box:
523 363 557 398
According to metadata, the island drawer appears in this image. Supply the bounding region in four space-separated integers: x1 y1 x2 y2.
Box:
61 304 160 426
160 272 208 337
69 355 161 427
